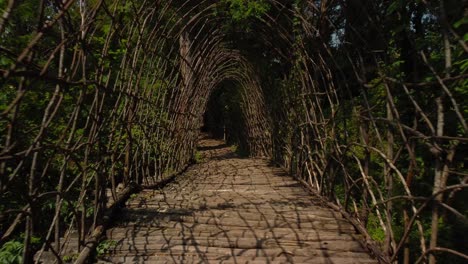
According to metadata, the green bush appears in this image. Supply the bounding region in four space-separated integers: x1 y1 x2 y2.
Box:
0 240 23 264
96 240 118 257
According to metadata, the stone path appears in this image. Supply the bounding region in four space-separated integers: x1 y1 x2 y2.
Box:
98 138 377 263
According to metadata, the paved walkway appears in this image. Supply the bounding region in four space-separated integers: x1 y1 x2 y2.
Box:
98 138 377 263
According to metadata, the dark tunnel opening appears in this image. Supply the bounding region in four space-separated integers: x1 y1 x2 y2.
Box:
201 82 250 156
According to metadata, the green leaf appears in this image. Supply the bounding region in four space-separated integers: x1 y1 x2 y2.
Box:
0 240 23 264
387 1 400 15
454 16 468 28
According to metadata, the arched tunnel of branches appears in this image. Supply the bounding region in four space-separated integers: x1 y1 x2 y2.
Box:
0 0 467 263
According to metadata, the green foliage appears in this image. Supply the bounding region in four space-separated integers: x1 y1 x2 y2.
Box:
62 253 79 263
217 0 270 21
230 145 238 153
193 151 204 163
367 213 385 243
453 15 468 29
96 240 118 257
230 144 249 157
0 240 23 264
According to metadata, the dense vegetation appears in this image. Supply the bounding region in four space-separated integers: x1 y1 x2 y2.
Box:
0 0 466 263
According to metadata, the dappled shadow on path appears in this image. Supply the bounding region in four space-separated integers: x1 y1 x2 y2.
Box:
98 138 377 263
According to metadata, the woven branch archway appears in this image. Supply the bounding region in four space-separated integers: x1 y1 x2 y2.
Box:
0 0 466 263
